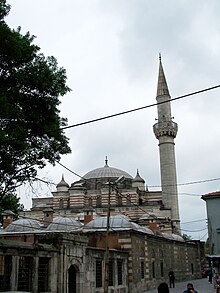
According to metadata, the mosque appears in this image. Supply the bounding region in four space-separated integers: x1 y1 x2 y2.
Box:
0 58 205 293
22 56 180 235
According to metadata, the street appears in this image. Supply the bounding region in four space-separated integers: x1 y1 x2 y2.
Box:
144 278 216 293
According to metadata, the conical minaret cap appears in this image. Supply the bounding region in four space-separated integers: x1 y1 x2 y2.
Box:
157 54 170 97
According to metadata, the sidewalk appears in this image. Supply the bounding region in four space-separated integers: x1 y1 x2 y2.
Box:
144 278 216 293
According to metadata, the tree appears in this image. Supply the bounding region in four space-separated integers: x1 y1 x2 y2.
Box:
182 233 192 241
0 0 71 197
0 193 24 221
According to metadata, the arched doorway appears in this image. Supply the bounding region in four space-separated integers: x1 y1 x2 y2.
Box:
68 265 78 293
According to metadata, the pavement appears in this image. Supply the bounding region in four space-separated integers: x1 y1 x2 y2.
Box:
144 278 216 293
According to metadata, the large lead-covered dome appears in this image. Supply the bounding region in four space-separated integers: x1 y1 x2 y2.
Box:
83 158 132 180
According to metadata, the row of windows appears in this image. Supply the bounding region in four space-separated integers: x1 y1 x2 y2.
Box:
95 259 123 288
58 196 136 209
0 256 49 292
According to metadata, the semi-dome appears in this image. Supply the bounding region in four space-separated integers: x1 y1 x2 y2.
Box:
3 218 41 232
83 158 132 180
46 217 82 232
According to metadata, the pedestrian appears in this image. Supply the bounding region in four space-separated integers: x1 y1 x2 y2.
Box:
207 267 213 283
158 282 169 293
168 269 175 288
182 282 198 293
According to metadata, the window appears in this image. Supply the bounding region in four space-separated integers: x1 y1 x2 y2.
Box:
88 197 92 206
96 259 102 288
0 256 11 291
152 261 155 278
0 256 4 276
18 256 32 292
38 258 49 292
117 196 122 206
191 263 194 275
59 198 64 208
109 259 114 286
141 261 145 279
96 196 102 207
117 260 123 285
160 262 164 277
126 195 131 206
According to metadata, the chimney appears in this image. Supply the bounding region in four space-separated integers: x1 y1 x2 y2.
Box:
43 208 54 227
1 210 15 228
84 206 93 224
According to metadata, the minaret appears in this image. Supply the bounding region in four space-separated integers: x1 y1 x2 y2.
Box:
153 55 180 233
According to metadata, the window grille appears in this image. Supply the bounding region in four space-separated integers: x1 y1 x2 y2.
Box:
109 259 114 286
18 256 32 292
96 259 102 288
117 259 123 285
38 257 49 292
141 261 145 279
0 256 11 291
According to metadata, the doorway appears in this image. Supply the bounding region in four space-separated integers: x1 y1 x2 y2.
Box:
68 265 78 293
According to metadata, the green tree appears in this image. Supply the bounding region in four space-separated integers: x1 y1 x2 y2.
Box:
0 0 71 197
182 233 193 241
0 193 24 220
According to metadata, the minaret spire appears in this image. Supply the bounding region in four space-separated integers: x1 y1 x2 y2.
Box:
157 54 170 97
153 56 180 234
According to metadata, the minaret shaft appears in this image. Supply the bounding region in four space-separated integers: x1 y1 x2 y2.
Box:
153 57 180 233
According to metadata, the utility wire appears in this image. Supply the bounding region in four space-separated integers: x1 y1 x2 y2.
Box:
60 84 220 131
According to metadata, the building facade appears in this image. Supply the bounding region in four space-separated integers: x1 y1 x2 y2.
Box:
0 214 204 293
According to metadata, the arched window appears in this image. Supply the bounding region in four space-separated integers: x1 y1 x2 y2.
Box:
126 194 131 206
117 195 122 206
96 196 102 207
59 198 64 209
88 197 92 207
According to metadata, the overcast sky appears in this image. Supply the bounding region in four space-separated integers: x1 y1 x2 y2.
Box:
6 0 220 240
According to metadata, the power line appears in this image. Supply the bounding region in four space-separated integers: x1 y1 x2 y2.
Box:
59 84 220 131
181 219 207 225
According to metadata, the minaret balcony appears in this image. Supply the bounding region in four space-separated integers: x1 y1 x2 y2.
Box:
153 121 178 139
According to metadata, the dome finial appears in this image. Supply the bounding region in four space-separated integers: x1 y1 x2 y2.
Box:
105 156 108 167
159 52 161 62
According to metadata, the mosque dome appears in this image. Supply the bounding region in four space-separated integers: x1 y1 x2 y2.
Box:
46 217 82 232
83 158 132 180
3 218 42 232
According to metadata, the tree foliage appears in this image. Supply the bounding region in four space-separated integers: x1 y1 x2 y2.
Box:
182 233 192 241
0 193 24 221
0 0 71 197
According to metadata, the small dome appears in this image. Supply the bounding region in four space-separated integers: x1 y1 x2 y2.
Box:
161 232 184 242
46 217 82 232
3 218 41 232
84 214 153 234
132 170 145 183
83 158 132 180
57 175 69 188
